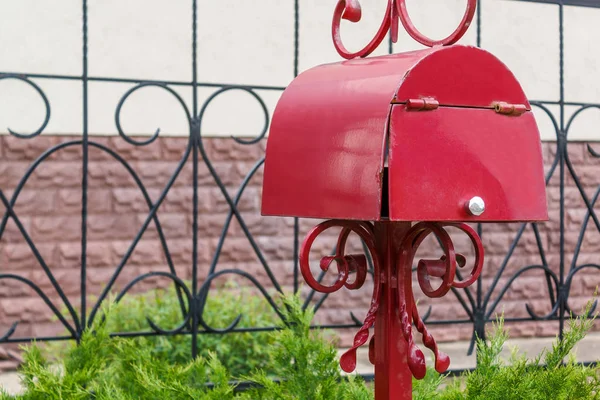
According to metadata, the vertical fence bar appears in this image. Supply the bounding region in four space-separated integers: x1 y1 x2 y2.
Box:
80 0 90 334
476 0 482 48
475 0 484 365
293 0 301 293
558 0 566 340
191 0 200 358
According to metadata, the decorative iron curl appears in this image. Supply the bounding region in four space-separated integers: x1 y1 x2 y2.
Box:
198 87 269 145
0 274 77 340
299 221 483 378
115 82 192 146
299 220 381 373
0 74 51 138
195 269 286 334
397 222 483 379
110 272 194 335
331 0 477 59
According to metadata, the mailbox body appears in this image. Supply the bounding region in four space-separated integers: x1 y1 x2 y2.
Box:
262 45 548 223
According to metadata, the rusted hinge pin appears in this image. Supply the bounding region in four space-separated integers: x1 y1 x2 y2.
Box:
406 98 439 111
494 102 527 116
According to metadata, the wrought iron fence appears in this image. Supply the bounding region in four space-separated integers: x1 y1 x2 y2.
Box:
0 0 599 378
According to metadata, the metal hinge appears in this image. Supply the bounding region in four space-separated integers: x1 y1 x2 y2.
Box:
493 101 527 116
405 97 439 111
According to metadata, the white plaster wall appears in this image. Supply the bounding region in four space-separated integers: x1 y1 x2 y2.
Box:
0 0 599 140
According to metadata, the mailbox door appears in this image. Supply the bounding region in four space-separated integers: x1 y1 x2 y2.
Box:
388 104 548 222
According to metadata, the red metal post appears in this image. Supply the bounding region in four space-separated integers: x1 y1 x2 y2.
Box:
373 222 412 400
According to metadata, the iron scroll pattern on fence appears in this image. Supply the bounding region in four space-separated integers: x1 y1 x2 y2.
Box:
0 0 599 378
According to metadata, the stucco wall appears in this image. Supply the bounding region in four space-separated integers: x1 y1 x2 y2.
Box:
1 0 599 140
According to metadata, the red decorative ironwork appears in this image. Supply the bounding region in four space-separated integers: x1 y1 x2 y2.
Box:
332 0 477 59
300 220 381 373
299 220 483 380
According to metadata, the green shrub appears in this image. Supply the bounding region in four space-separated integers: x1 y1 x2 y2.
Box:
4 295 372 400
5 293 598 399
240 294 373 400
436 301 600 400
47 282 280 377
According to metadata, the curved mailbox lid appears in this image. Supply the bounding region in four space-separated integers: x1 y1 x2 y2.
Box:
388 46 548 222
262 48 434 221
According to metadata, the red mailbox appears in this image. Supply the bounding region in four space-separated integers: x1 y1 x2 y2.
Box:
261 1 548 399
262 44 547 223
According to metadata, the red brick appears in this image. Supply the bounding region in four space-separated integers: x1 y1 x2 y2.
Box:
0 297 55 322
547 186 586 210
49 138 83 161
1 243 57 271
481 232 512 256
1 217 31 243
108 136 162 161
162 187 212 213
161 138 189 161
544 164 561 187
87 137 114 161
550 226 600 253
111 239 166 267
578 165 600 188
0 162 29 188
112 188 159 213
568 272 599 297
88 161 135 187
58 241 114 269
211 237 264 263
566 208 595 232
212 186 259 213
28 162 83 189
0 271 39 297
138 213 189 239
86 265 141 294
31 216 81 242
2 136 57 161
548 142 585 165
513 230 547 255
87 214 140 240
134 161 195 188
206 138 263 162
5 190 56 215
584 143 600 165
29 321 67 339
541 142 554 165
194 214 226 237
57 188 112 214
163 238 210 265
32 268 81 296
567 143 586 165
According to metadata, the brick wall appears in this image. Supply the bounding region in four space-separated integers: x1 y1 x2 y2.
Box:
0 135 598 347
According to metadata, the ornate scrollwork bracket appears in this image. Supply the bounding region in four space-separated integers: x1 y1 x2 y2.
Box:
299 220 483 379
332 0 477 59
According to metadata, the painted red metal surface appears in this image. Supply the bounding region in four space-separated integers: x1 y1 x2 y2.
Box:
262 45 548 223
388 105 548 222
262 48 434 221
299 220 484 399
331 0 477 59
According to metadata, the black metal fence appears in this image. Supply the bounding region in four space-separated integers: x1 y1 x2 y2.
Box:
0 0 599 376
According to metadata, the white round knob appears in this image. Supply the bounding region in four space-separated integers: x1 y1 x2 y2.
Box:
467 196 485 216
